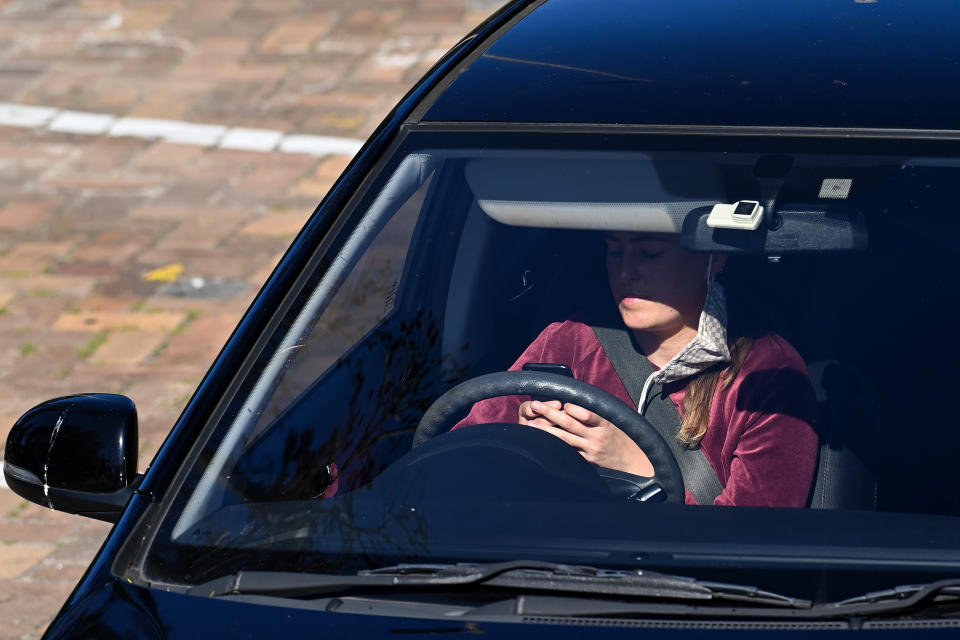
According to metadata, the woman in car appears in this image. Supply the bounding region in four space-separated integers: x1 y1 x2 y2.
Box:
455 231 819 507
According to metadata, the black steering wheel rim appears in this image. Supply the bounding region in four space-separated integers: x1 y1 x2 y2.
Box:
413 371 685 504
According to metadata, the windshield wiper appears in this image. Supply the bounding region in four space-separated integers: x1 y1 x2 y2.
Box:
823 579 960 618
187 560 809 608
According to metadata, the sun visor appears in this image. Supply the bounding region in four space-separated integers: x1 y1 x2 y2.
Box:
465 157 720 232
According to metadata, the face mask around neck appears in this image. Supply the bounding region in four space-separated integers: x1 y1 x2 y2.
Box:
637 256 731 411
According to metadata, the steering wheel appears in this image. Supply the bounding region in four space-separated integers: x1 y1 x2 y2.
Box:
413 371 685 504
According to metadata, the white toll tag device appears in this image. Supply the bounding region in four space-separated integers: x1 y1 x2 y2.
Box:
706 200 764 230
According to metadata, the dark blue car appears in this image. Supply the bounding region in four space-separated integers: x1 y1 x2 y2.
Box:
7 0 960 636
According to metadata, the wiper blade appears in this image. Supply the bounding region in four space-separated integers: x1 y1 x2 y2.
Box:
188 560 807 608
362 561 715 600
825 578 960 616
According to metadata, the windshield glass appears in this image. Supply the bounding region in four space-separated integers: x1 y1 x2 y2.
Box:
140 133 960 600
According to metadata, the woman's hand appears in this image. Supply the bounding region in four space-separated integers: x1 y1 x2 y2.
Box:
518 400 655 477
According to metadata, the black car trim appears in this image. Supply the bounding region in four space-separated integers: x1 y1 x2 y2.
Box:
411 120 960 141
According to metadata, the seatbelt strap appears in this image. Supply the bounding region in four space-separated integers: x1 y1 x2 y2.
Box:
592 326 724 505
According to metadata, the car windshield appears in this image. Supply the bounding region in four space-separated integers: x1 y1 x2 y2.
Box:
139 131 960 602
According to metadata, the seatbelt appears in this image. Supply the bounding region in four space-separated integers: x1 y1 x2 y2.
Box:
592 326 724 505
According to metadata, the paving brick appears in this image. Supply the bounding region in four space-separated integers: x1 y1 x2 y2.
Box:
340 8 405 34
131 141 206 169
127 90 199 120
191 36 252 63
129 203 203 221
0 543 53 579
74 136 147 170
394 13 469 36
153 313 237 367
0 517 68 545
246 0 302 13
91 328 168 366
315 154 353 181
303 111 367 136
294 153 350 195
18 63 109 107
55 195 145 232
248 251 286 287
258 17 338 55
40 172 164 192
22 271 97 292
156 178 224 207
80 80 144 113
74 291 143 312
291 174 335 198
233 160 315 196
297 88 386 112
314 34 381 57
109 5 179 34
71 231 150 264
0 242 71 275
155 215 249 251
141 203 252 225
182 253 260 280
2 331 90 383
172 1 242 29
0 591 65 639
185 148 262 180
0 199 59 230
124 376 200 420
0 492 26 518
27 560 89 583
0 296 77 336
239 210 310 237
52 310 186 332
46 537 110 565
277 62 351 98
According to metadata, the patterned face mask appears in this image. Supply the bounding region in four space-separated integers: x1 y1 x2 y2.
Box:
637 256 731 412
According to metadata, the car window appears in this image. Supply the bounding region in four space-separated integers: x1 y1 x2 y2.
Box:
253 172 431 434
142 137 960 591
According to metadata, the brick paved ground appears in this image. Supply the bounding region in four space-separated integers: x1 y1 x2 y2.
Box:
0 1 500 636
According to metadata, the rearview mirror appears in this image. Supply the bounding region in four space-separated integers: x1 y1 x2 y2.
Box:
681 203 869 253
3 394 139 522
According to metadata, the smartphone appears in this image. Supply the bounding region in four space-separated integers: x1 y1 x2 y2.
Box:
522 362 574 402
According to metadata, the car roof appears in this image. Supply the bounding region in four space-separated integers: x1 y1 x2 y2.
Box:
421 0 960 133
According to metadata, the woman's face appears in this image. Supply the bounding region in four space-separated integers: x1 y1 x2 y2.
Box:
604 231 716 337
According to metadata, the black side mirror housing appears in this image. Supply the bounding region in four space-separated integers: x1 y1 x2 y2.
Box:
4 394 139 522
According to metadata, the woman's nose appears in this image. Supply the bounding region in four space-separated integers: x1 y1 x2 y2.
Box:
618 252 645 279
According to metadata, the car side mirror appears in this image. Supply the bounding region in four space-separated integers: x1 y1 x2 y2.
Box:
3 394 140 522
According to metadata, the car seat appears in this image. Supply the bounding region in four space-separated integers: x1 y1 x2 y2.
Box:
806 360 879 510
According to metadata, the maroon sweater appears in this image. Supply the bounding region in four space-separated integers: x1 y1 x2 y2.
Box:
453 320 819 507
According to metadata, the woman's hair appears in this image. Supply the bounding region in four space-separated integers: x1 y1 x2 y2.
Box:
678 336 754 445
677 263 766 445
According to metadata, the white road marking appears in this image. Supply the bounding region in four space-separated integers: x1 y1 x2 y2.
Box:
279 134 364 157
48 110 115 135
0 103 57 128
220 127 284 152
0 102 364 157
108 117 227 146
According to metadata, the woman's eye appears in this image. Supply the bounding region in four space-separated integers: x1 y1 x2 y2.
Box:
636 244 664 258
